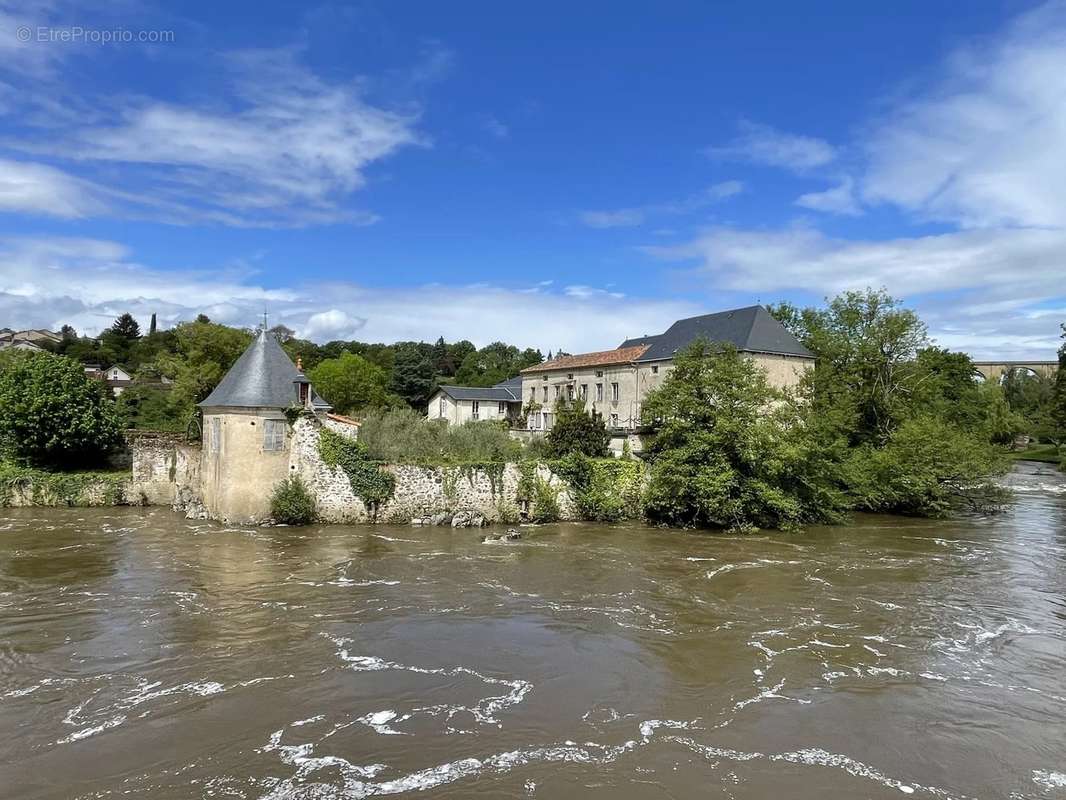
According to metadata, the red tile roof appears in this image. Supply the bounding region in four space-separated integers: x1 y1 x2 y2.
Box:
520 345 649 374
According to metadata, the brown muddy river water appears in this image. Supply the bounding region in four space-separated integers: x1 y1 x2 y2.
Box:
1 463 1065 799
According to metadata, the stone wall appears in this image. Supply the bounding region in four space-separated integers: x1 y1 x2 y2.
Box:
290 416 579 524
126 431 204 515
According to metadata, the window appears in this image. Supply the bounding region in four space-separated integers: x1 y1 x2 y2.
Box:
439 396 446 417
471 400 480 420
567 373 573 380
554 386 560 398
610 413 619 427
567 384 575 401
595 370 603 378
651 365 659 374
596 383 603 402
530 388 536 403
611 382 619 402
542 386 548 402
263 419 286 451
580 384 587 400
209 417 221 453
498 401 507 414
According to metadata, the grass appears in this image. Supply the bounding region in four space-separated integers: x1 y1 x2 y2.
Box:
1007 444 1063 464
0 461 132 506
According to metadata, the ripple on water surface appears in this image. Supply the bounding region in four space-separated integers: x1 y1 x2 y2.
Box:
0 464 1064 798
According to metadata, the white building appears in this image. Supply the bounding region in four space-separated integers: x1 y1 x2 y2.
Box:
426 377 523 426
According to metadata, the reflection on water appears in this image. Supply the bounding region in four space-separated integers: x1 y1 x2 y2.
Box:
1 462 1064 799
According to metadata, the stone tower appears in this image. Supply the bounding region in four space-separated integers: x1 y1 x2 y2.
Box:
198 328 328 523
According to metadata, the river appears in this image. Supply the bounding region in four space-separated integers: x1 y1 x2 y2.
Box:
1 462 1064 799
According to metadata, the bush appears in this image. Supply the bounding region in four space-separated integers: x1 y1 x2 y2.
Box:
357 407 523 464
269 476 316 525
0 351 120 468
845 416 1010 516
545 399 610 458
553 452 644 522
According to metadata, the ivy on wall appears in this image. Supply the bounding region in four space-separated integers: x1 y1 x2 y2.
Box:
318 428 395 511
0 463 129 507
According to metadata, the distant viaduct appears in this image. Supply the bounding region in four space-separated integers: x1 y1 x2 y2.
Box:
971 361 1058 381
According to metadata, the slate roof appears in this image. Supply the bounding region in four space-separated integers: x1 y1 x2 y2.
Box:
199 328 331 410
436 376 523 402
620 305 813 361
520 345 650 374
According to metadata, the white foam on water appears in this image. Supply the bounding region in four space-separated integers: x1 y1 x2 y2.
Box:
684 557 716 562
328 635 532 728
1033 769 1066 790
56 714 127 744
357 709 411 735
733 679 811 711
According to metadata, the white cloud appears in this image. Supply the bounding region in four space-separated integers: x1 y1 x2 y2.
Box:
708 120 837 172
795 176 862 216
861 1 1066 228
646 223 1066 357
3 47 423 227
0 159 108 218
0 235 699 353
579 181 745 229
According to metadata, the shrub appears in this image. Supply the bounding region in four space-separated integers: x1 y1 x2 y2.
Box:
0 351 120 468
357 407 523 464
318 428 395 509
530 476 560 522
554 453 644 522
270 476 316 525
845 416 1010 516
545 399 610 458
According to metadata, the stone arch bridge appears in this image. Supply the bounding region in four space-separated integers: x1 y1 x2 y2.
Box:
971 361 1058 382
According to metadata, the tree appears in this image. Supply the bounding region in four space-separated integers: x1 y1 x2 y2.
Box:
1049 324 1066 453
640 341 849 531
545 398 610 458
771 289 929 444
109 313 141 340
389 343 436 409
152 320 252 424
0 351 121 468
455 342 543 387
308 352 390 414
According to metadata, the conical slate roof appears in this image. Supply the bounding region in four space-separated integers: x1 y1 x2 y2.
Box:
199 328 330 410
619 305 813 360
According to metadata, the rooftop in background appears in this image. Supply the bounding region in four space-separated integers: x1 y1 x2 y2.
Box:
621 305 813 361
436 376 523 402
199 328 330 411
520 345 650 374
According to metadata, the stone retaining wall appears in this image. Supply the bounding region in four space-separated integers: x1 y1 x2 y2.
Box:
290 416 579 524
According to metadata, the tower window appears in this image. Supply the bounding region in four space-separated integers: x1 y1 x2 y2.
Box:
263 419 286 451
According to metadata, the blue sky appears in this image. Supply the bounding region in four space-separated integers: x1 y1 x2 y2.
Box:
0 0 1063 358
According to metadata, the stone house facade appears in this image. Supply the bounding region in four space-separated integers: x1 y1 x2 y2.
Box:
520 305 814 432
426 377 522 426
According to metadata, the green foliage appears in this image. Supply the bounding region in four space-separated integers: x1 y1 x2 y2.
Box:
513 460 560 522
308 352 390 414
0 351 121 468
109 312 141 340
270 476 317 525
544 399 610 458
318 428 395 509
454 341 542 387
357 407 523 464
845 416 1009 516
553 452 644 522
0 462 129 507
389 343 436 408
116 383 183 431
153 320 253 423
640 341 850 531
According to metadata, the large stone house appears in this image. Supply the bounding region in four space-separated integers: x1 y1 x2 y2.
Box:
521 305 814 432
426 377 522 425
